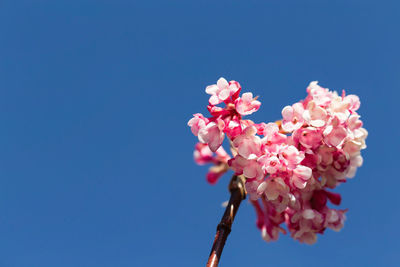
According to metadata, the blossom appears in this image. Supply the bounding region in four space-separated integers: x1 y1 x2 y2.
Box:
258 177 291 212
194 143 231 185
229 155 264 181
194 143 230 165
280 145 304 168
188 113 208 136
292 165 313 189
198 119 225 152
306 81 334 107
205 77 241 105
303 101 328 127
259 155 280 174
323 122 348 148
193 143 214 165
294 127 323 150
232 126 262 159
188 77 367 244
345 94 361 112
252 199 286 242
235 92 261 116
325 209 347 231
281 103 305 132
260 122 287 149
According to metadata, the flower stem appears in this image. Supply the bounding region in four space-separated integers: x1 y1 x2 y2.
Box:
206 175 246 267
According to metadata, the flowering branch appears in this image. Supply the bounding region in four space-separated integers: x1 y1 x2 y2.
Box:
188 77 367 264
206 175 246 267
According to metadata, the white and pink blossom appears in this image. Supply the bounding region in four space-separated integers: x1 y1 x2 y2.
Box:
198 119 225 152
235 92 261 116
205 77 241 105
232 126 262 159
281 103 305 132
188 77 367 244
188 113 208 136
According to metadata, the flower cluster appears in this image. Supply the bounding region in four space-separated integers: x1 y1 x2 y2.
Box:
188 78 367 244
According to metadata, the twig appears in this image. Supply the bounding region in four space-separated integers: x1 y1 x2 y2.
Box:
206 175 246 267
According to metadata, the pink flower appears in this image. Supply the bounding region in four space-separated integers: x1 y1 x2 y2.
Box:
229 155 264 180
232 126 262 159
205 77 241 105
347 114 363 131
229 155 247 175
193 143 231 185
303 101 328 128
235 92 261 116
325 209 346 231
287 209 325 244
258 155 280 174
257 122 276 136
292 165 313 189
260 178 291 212
189 77 367 244
345 94 360 112
252 200 286 242
223 117 245 139
188 113 208 136
294 127 323 150
243 160 265 180
331 150 350 172
281 103 305 132
345 127 367 155
346 154 363 178
261 123 287 149
279 145 304 169
193 143 213 165
306 81 334 107
316 145 335 171
329 95 351 123
198 118 225 152
194 143 231 165
323 124 347 148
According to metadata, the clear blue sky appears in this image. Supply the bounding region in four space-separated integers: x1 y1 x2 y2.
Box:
0 1 398 266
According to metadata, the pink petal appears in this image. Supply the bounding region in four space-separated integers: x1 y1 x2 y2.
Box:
293 165 312 180
218 89 230 101
209 95 220 105
217 77 229 89
205 84 218 95
282 106 294 120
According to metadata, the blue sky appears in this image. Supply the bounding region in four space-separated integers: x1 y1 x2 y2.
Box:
0 1 399 266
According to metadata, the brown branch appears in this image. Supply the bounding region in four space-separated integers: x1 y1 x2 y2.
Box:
206 175 246 267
